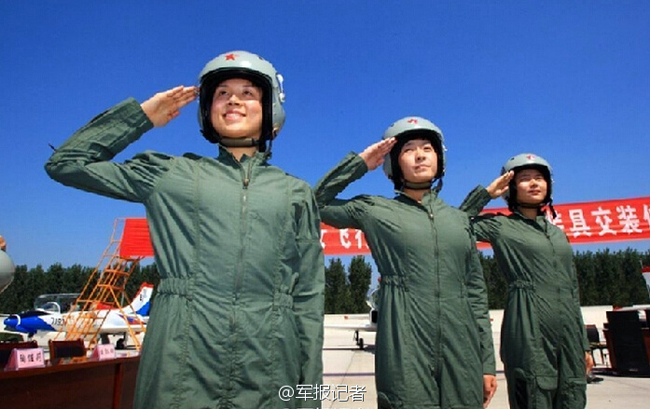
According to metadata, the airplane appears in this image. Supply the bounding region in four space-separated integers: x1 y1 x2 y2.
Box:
3 283 153 349
325 288 378 349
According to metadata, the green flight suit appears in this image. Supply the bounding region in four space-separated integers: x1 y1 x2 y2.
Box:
45 99 325 409
315 154 495 409
461 187 589 409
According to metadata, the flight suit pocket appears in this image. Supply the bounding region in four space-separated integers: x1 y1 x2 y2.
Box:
561 376 587 408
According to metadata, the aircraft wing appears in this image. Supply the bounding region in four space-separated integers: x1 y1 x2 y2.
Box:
95 325 146 334
93 310 147 334
325 320 376 349
324 322 376 332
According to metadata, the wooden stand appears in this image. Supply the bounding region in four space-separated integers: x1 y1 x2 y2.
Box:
0 355 140 409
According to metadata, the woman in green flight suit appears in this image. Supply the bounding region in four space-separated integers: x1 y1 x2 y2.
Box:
45 51 324 409
460 153 593 409
314 117 497 409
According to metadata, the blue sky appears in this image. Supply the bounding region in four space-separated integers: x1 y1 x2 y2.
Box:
1 1 649 269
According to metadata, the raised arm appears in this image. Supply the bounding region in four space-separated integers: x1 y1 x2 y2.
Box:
459 171 513 244
313 138 395 229
460 171 513 217
45 87 197 202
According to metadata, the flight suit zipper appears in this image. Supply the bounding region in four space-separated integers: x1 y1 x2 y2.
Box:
235 158 255 306
424 197 442 376
226 156 255 403
541 216 564 354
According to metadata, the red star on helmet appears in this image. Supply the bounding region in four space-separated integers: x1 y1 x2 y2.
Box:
225 53 236 61
407 118 418 124
526 154 536 160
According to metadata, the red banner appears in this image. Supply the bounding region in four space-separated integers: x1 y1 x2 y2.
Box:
319 224 370 255
482 196 650 245
119 196 650 257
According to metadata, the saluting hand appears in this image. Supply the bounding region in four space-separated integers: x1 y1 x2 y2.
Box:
141 86 199 128
358 137 397 171
486 171 514 199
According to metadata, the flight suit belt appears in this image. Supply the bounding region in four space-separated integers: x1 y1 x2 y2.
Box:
380 275 408 288
158 278 294 308
380 276 468 296
158 278 194 300
380 275 467 298
273 292 294 309
508 280 576 295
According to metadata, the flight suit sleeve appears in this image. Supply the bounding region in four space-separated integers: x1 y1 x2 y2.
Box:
292 184 326 391
459 187 504 244
459 185 492 217
45 98 170 203
313 153 370 229
466 226 497 375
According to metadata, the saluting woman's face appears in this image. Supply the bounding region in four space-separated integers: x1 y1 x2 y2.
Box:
210 78 263 139
397 138 438 184
515 168 548 206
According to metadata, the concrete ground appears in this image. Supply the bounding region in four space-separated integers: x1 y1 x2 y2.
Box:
322 311 650 409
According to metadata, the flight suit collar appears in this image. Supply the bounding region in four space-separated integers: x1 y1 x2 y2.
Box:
394 188 439 206
217 145 267 166
512 209 550 232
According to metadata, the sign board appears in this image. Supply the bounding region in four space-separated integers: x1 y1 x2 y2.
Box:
90 344 116 361
5 348 46 370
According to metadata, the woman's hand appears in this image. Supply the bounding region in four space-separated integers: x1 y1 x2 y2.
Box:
358 138 396 171
486 171 514 199
586 351 595 375
483 374 497 408
141 86 198 128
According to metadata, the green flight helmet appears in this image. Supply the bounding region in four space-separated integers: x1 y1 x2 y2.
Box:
0 250 15 294
197 50 286 152
501 153 553 211
381 116 446 190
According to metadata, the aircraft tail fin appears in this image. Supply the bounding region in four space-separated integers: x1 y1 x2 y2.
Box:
642 267 650 301
130 283 154 316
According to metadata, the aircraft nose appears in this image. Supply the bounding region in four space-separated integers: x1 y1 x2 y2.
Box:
4 315 19 329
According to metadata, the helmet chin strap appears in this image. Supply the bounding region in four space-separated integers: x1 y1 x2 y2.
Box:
517 200 557 219
401 178 442 192
517 202 541 209
402 180 432 190
218 128 277 156
219 137 259 148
